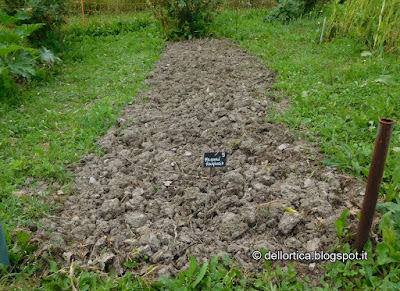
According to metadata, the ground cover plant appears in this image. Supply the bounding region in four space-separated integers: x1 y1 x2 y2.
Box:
0 14 165 288
212 7 400 200
212 6 400 289
1 3 400 290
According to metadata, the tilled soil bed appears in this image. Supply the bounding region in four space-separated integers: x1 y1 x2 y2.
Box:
37 39 366 281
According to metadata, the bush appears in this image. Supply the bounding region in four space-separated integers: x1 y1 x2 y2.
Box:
265 0 304 23
2 0 66 51
149 0 222 40
0 11 60 99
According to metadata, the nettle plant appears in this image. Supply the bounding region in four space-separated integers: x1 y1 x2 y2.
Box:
149 0 222 40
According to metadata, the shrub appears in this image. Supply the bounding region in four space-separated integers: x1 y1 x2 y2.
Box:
0 11 60 99
2 0 66 51
149 0 222 40
265 0 304 23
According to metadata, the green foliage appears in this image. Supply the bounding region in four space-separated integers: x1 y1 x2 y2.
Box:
64 15 160 42
265 0 304 23
0 20 165 288
0 12 60 99
327 0 400 52
212 9 400 202
212 10 400 288
150 0 222 39
334 209 350 238
323 209 400 290
2 0 67 50
81 0 147 13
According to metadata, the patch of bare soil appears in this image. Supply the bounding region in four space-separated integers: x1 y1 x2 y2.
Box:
36 39 366 282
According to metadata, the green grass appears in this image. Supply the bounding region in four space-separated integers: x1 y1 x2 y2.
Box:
1 6 400 290
0 14 165 288
212 8 400 201
211 8 400 289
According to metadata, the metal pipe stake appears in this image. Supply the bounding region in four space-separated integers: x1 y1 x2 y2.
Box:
354 118 395 251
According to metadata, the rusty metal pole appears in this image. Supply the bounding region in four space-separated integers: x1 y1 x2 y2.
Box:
354 117 395 251
81 0 86 28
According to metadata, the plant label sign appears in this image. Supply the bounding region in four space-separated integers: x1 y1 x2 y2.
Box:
203 152 227 167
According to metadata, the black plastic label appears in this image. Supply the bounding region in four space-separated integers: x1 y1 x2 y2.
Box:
203 152 227 167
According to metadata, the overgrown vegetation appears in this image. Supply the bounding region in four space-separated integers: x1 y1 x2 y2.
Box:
0 15 164 288
265 0 319 23
213 8 400 201
0 11 60 99
327 0 400 52
2 0 67 51
212 7 400 288
149 0 222 39
1 0 67 99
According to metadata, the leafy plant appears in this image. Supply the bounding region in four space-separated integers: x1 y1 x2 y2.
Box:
324 207 400 290
0 12 60 98
2 0 67 50
265 0 304 23
149 0 222 39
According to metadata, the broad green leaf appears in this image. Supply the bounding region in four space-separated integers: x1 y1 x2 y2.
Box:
0 12 18 26
49 260 58 273
39 47 57 63
6 51 37 79
14 23 45 38
192 261 208 288
335 209 349 237
376 242 395 266
382 227 397 246
16 231 30 243
188 255 197 277
0 44 38 57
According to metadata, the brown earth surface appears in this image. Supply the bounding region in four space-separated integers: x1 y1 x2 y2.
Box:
36 38 368 283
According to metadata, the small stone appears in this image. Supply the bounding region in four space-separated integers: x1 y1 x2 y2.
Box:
89 177 96 184
308 263 316 271
252 182 265 191
101 198 120 213
277 144 289 151
306 238 320 252
164 181 173 187
304 178 314 188
125 212 148 228
157 265 176 278
184 151 192 156
138 244 152 256
57 189 64 195
116 118 126 127
278 212 302 234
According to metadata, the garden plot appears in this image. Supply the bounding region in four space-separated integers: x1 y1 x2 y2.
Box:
37 39 365 278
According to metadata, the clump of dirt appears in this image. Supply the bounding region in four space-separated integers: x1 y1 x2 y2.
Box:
36 39 365 281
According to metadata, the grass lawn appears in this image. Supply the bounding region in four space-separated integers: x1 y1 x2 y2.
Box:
0 14 165 288
212 9 400 201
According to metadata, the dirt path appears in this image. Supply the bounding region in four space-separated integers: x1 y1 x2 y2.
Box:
38 39 365 281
